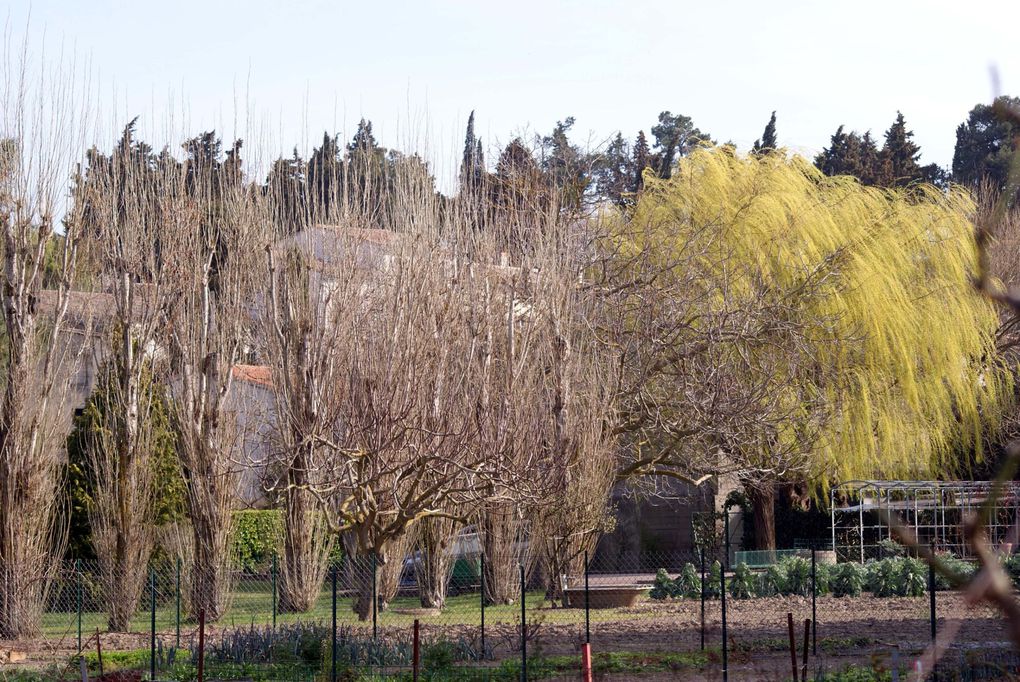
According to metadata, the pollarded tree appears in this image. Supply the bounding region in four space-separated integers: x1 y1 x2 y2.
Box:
71 118 187 631
161 132 268 621
0 46 93 638
605 148 1008 549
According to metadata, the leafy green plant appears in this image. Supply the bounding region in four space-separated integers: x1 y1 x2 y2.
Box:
829 562 865 597
729 562 756 599
705 561 722 598
1003 554 1020 590
782 556 811 596
675 562 701 598
899 557 927 597
876 538 906 558
759 562 787 596
422 640 456 676
814 562 831 595
650 568 675 600
866 559 900 597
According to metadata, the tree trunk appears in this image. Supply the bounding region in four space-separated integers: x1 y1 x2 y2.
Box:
746 484 777 551
480 506 524 606
189 505 231 621
345 533 414 621
415 518 458 610
279 451 333 613
0 556 44 639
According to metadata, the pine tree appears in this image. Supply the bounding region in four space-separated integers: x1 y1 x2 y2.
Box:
815 126 881 186
751 111 778 156
631 130 651 192
858 132 881 185
347 119 378 155
540 117 589 211
307 132 342 221
952 95 1020 191
650 111 709 178
267 148 308 232
878 112 922 187
593 132 631 206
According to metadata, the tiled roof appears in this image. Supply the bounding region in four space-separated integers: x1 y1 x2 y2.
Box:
231 364 273 388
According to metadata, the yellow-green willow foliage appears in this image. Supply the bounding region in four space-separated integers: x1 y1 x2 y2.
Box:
619 148 1009 486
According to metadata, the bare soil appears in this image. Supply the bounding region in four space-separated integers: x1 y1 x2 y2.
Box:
1 593 1011 680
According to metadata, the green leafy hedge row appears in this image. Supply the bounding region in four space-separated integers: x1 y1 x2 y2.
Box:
232 510 343 574
650 553 1003 601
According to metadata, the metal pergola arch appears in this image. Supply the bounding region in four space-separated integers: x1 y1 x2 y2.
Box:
830 480 1020 562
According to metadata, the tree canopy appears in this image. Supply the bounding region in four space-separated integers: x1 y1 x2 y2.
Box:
611 149 1008 506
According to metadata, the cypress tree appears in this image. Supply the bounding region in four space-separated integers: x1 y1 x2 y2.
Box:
460 110 485 194
752 111 778 156
632 130 651 192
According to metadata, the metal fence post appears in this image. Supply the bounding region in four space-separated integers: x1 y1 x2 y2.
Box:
929 546 936 642
271 554 278 629
175 558 181 649
331 566 337 682
520 564 527 682
584 550 590 644
372 552 378 640
480 553 486 661
811 548 817 655
197 609 206 682
76 559 82 654
149 570 156 682
700 548 706 651
724 512 731 570
721 557 728 682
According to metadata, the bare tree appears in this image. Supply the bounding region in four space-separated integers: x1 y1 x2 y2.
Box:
70 119 177 631
160 134 266 620
261 238 349 612
413 516 460 609
0 42 91 637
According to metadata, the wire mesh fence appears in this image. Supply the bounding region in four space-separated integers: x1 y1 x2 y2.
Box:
4 547 1018 680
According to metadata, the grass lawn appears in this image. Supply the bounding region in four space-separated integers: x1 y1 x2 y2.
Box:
41 580 650 639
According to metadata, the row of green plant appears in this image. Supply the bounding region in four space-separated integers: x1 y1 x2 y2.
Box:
650 552 1005 600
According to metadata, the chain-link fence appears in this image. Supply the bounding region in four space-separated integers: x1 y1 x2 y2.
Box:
4 546 1017 681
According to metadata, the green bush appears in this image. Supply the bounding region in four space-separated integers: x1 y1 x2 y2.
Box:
935 553 975 590
422 640 456 676
814 562 831 596
876 538 905 558
232 510 284 574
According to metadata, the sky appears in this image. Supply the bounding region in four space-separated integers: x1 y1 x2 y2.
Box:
7 0 1020 191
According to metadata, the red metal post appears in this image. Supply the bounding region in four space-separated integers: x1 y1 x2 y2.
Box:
413 618 420 682
197 609 206 682
787 612 799 682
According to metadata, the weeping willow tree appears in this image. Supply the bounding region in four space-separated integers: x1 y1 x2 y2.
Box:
607 147 1010 548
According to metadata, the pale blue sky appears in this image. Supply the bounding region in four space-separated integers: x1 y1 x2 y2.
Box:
8 0 1020 189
